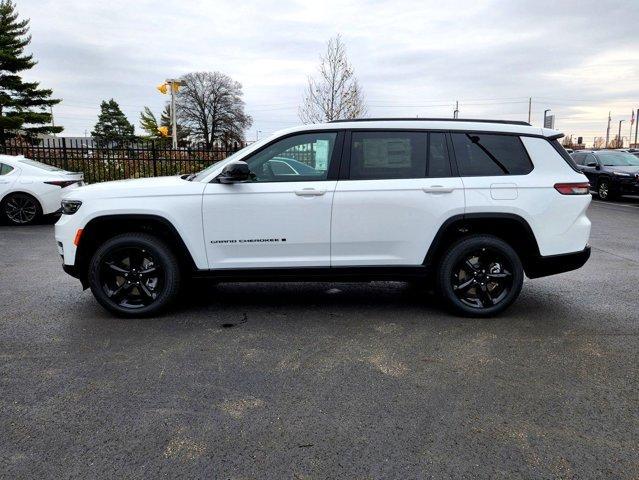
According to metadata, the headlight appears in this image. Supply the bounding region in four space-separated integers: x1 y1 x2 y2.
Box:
612 171 631 177
61 199 82 215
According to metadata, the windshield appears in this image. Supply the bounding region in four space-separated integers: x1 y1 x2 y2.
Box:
597 151 639 166
19 157 64 171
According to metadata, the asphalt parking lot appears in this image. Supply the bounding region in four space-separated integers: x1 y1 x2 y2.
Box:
1 199 638 479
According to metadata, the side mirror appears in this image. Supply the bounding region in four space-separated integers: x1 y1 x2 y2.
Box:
217 161 251 184
595 164 601 170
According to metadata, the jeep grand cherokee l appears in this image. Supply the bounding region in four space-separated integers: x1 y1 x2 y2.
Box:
55 119 591 318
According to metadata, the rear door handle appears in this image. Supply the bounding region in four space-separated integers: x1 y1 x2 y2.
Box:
295 188 326 196
422 185 454 194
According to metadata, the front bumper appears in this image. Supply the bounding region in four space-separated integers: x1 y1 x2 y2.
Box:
526 246 591 279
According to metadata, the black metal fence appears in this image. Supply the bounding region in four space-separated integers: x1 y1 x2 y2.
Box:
1 138 246 183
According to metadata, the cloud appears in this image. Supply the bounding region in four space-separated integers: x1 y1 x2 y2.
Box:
17 0 639 144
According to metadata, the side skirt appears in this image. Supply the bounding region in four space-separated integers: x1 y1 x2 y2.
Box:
191 265 432 283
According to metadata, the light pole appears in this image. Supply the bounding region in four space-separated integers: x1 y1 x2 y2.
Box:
618 120 625 148
605 112 611 148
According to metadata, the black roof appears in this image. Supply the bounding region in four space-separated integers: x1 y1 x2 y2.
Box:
328 118 531 126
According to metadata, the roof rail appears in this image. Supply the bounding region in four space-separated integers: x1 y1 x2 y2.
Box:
328 117 532 126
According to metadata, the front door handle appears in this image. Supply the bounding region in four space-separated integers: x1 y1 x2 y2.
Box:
295 188 326 196
422 185 454 194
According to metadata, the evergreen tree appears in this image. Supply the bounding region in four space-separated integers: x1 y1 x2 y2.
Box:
0 0 62 144
139 104 190 145
92 99 134 146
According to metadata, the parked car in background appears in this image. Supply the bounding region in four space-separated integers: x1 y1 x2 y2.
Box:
571 150 639 200
56 118 591 318
0 155 83 225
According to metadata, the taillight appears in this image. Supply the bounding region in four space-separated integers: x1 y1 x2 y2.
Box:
554 182 590 195
44 180 78 188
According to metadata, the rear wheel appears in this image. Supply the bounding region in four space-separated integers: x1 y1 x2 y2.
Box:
88 233 181 317
437 235 523 317
2 193 42 225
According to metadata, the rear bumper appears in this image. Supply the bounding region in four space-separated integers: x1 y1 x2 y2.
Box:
526 246 591 279
62 263 79 279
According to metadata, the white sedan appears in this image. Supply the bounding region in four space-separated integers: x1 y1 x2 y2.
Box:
0 155 83 225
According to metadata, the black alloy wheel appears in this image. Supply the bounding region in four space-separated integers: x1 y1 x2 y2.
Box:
3 193 41 225
88 233 180 317
451 247 514 309
437 235 524 317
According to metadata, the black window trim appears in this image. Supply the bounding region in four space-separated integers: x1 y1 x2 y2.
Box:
448 131 535 177
339 128 457 181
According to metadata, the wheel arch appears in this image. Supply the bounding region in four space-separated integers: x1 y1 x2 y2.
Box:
424 213 541 276
75 214 197 287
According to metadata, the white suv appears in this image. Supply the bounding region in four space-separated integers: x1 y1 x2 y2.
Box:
55 119 591 317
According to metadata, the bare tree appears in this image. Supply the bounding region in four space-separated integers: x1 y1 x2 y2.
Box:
299 35 366 123
562 134 574 148
176 72 252 149
609 135 622 149
592 136 605 149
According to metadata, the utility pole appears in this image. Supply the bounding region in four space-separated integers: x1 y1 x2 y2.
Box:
453 101 459 119
605 112 611 148
167 79 179 149
528 97 532 124
635 108 638 147
157 79 181 149
618 120 625 148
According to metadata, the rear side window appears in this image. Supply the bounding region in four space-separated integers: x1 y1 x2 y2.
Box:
349 131 452 180
0 163 14 175
571 153 586 165
451 133 533 176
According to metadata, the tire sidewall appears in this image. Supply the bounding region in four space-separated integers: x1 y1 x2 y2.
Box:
437 235 524 317
2 193 42 226
88 233 180 317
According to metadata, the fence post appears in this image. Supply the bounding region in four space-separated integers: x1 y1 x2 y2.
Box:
151 140 157 177
61 137 69 171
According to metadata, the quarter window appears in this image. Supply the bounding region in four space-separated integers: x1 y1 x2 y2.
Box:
0 163 14 175
244 132 337 182
451 133 533 176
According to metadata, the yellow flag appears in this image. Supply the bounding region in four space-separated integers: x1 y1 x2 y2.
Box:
158 126 169 137
156 83 168 94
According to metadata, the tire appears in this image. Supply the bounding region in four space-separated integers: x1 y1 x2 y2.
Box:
2 192 42 226
597 179 615 200
88 233 181 317
436 235 524 318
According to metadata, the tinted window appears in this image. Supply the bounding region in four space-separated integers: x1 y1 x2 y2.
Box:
428 133 452 177
245 132 337 182
350 131 427 180
584 154 598 167
571 153 586 165
595 151 639 166
452 133 533 176
0 163 14 175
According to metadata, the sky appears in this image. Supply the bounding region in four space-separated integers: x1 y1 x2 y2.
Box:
18 0 639 146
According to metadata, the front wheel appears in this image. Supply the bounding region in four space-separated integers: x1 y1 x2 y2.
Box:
437 235 524 317
88 233 181 317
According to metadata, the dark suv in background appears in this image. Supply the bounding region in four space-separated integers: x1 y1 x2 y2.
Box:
571 150 639 200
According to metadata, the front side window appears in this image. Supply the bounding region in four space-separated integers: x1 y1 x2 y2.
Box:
452 133 533 176
571 153 586 165
245 132 337 182
0 163 14 175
